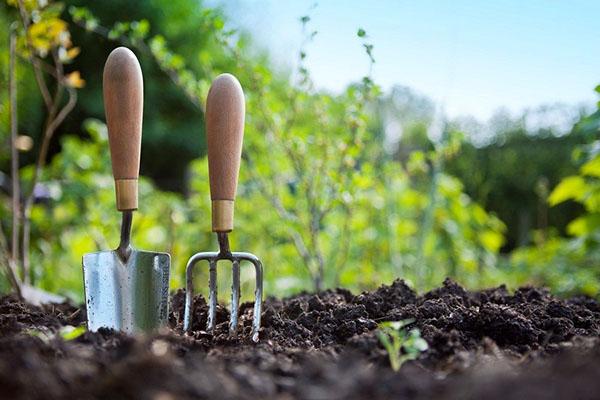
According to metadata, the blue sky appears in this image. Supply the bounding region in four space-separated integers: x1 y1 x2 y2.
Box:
216 0 600 120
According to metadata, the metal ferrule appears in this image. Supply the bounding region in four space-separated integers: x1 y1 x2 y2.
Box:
115 179 138 211
211 200 234 232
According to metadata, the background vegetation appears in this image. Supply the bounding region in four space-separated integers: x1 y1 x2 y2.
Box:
0 0 598 302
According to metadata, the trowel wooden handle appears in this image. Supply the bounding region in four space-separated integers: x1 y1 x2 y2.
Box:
103 47 143 211
205 73 245 232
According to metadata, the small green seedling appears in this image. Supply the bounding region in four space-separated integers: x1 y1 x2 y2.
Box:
376 319 428 371
59 325 87 341
24 325 86 342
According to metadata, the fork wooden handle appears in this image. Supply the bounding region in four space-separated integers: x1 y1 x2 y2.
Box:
205 73 245 232
103 47 143 211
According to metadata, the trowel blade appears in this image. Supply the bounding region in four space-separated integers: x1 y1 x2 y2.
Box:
82 249 170 333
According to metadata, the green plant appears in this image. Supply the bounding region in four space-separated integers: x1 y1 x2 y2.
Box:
499 89 600 297
24 324 85 342
1 0 84 293
0 2 510 301
76 7 380 292
23 119 200 300
376 319 428 371
59 325 86 340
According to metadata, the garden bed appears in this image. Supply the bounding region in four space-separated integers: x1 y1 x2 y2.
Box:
1 278 600 399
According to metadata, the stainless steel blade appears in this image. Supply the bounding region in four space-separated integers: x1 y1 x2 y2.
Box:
82 249 170 333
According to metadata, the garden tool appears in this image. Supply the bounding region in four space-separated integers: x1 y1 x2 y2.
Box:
82 47 170 333
183 73 263 342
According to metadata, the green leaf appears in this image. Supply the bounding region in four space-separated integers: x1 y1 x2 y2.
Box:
566 214 600 236
582 156 600 178
213 17 225 30
412 336 429 352
480 230 504 252
382 319 414 330
59 325 86 341
131 19 150 39
357 28 366 37
548 176 587 206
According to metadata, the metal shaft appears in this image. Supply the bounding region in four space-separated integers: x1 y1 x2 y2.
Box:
217 232 232 257
116 210 133 262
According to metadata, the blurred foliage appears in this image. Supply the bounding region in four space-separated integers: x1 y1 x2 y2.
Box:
445 123 587 251
0 0 506 301
1 0 599 302
372 87 587 253
1 0 85 289
497 95 600 297
1 0 235 192
9 115 505 301
19 119 202 299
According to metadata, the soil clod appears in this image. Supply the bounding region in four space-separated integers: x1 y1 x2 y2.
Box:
1 279 600 399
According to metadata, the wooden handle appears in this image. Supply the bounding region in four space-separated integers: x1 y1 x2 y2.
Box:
103 47 143 211
205 73 245 232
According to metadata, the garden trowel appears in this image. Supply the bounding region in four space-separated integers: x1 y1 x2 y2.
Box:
82 47 170 334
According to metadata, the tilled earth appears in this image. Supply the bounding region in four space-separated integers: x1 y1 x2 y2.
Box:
1 278 600 399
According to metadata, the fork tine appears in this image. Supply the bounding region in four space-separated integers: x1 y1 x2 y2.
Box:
183 258 195 332
184 253 210 332
183 250 262 340
207 259 218 331
250 257 263 342
229 259 240 335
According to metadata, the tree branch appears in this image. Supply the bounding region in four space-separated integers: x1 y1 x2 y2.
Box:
7 26 22 296
16 0 52 109
0 223 22 298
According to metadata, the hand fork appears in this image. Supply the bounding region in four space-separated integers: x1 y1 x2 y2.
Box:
183 74 263 342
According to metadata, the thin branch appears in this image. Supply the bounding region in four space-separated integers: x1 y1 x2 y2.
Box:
21 44 76 282
0 223 22 298
308 219 325 291
7 27 22 296
290 231 317 282
46 87 77 136
330 205 352 286
9 28 20 262
17 54 60 79
16 0 52 109
21 87 76 281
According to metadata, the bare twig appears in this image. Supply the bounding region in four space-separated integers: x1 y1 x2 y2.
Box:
22 86 77 281
330 205 352 287
16 2 78 283
6 26 23 296
9 27 20 267
16 0 52 109
0 227 22 297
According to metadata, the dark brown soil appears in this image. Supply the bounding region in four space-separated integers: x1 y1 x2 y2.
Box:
1 278 600 399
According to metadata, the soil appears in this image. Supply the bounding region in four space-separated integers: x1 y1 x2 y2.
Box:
1 278 600 399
